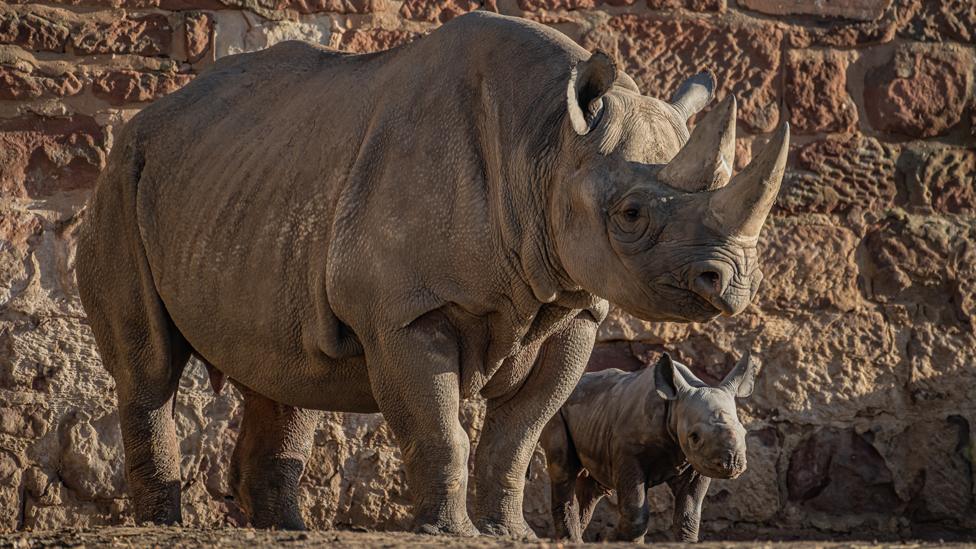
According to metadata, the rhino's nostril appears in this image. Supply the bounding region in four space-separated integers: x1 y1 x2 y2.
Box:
688 265 736 314
698 271 721 292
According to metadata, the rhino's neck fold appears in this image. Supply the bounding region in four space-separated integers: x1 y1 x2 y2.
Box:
665 396 679 445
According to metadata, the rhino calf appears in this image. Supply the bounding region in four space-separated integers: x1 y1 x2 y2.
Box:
540 352 758 542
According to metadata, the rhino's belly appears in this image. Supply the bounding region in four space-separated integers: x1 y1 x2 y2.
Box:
147 222 377 412
166 286 377 412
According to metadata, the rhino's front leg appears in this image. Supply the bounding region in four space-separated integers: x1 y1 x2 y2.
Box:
613 461 650 542
367 312 477 536
473 313 597 538
668 470 711 542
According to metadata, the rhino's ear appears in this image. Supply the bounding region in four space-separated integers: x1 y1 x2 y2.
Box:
567 51 616 135
720 352 759 398
654 353 688 400
670 71 715 122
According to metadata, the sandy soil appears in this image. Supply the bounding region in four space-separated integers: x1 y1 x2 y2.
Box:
2 528 974 549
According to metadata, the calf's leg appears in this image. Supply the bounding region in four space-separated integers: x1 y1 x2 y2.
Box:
576 473 608 537
669 470 711 542
541 413 584 542
613 462 649 542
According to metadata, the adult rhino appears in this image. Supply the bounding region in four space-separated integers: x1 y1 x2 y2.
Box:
76 10 787 537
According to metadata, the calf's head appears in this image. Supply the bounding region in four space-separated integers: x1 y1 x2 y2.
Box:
550 52 789 322
653 352 757 479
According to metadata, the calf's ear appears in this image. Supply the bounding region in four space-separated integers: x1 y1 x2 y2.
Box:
720 352 759 398
654 353 686 400
567 51 616 135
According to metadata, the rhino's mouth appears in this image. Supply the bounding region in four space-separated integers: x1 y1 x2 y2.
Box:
660 282 722 321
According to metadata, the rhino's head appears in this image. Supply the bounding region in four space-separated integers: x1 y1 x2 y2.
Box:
653 352 757 479
550 52 788 322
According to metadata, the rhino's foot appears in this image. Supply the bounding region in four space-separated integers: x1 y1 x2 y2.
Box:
476 518 537 540
413 518 480 537
250 509 306 531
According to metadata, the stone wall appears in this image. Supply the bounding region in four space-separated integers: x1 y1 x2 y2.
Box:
1 0 974 539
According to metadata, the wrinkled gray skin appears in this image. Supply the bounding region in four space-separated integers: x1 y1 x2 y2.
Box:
540 353 758 543
75 10 787 537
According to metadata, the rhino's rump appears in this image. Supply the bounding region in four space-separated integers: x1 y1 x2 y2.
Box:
129 42 376 400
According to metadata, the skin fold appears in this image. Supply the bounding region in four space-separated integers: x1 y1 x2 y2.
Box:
75 10 787 536
540 353 759 542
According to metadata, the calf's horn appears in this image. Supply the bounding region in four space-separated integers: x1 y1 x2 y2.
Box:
659 95 737 192
706 121 789 239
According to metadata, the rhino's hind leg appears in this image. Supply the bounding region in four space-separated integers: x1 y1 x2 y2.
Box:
75 137 192 525
575 472 608 537
83 257 190 524
229 387 320 530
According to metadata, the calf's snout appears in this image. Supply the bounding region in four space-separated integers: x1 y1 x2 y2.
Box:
711 449 747 479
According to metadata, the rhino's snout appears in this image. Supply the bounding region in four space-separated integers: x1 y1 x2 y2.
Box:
711 450 747 479
687 261 750 316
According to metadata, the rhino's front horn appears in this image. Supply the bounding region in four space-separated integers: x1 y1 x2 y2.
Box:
707 121 789 239
659 95 737 192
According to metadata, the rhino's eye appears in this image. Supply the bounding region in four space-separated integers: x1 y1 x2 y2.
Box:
623 208 640 221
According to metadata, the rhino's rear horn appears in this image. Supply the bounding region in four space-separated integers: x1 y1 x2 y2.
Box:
659 95 737 192
670 71 715 122
707 121 790 240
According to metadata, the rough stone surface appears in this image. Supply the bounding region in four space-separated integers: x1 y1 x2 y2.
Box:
900 147 976 214
646 0 725 11
212 11 332 57
0 63 83 100
740 0 891 21
787 428 900 514
91 69 193 105
71 13 172 55
899 0 976 43
0 5 73 52
0 115 107 199
282 0 387 15
400 0 496 24
784 49 857 134
518 0 601 10
864 44 973 138
0 0 975 541
582 15 782 132
757 216 861 312
783 1 912 48
184 11 214 63
336 28 419 53
777 134 898 215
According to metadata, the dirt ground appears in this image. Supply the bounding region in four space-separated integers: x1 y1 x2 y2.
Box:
2 528 974 549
